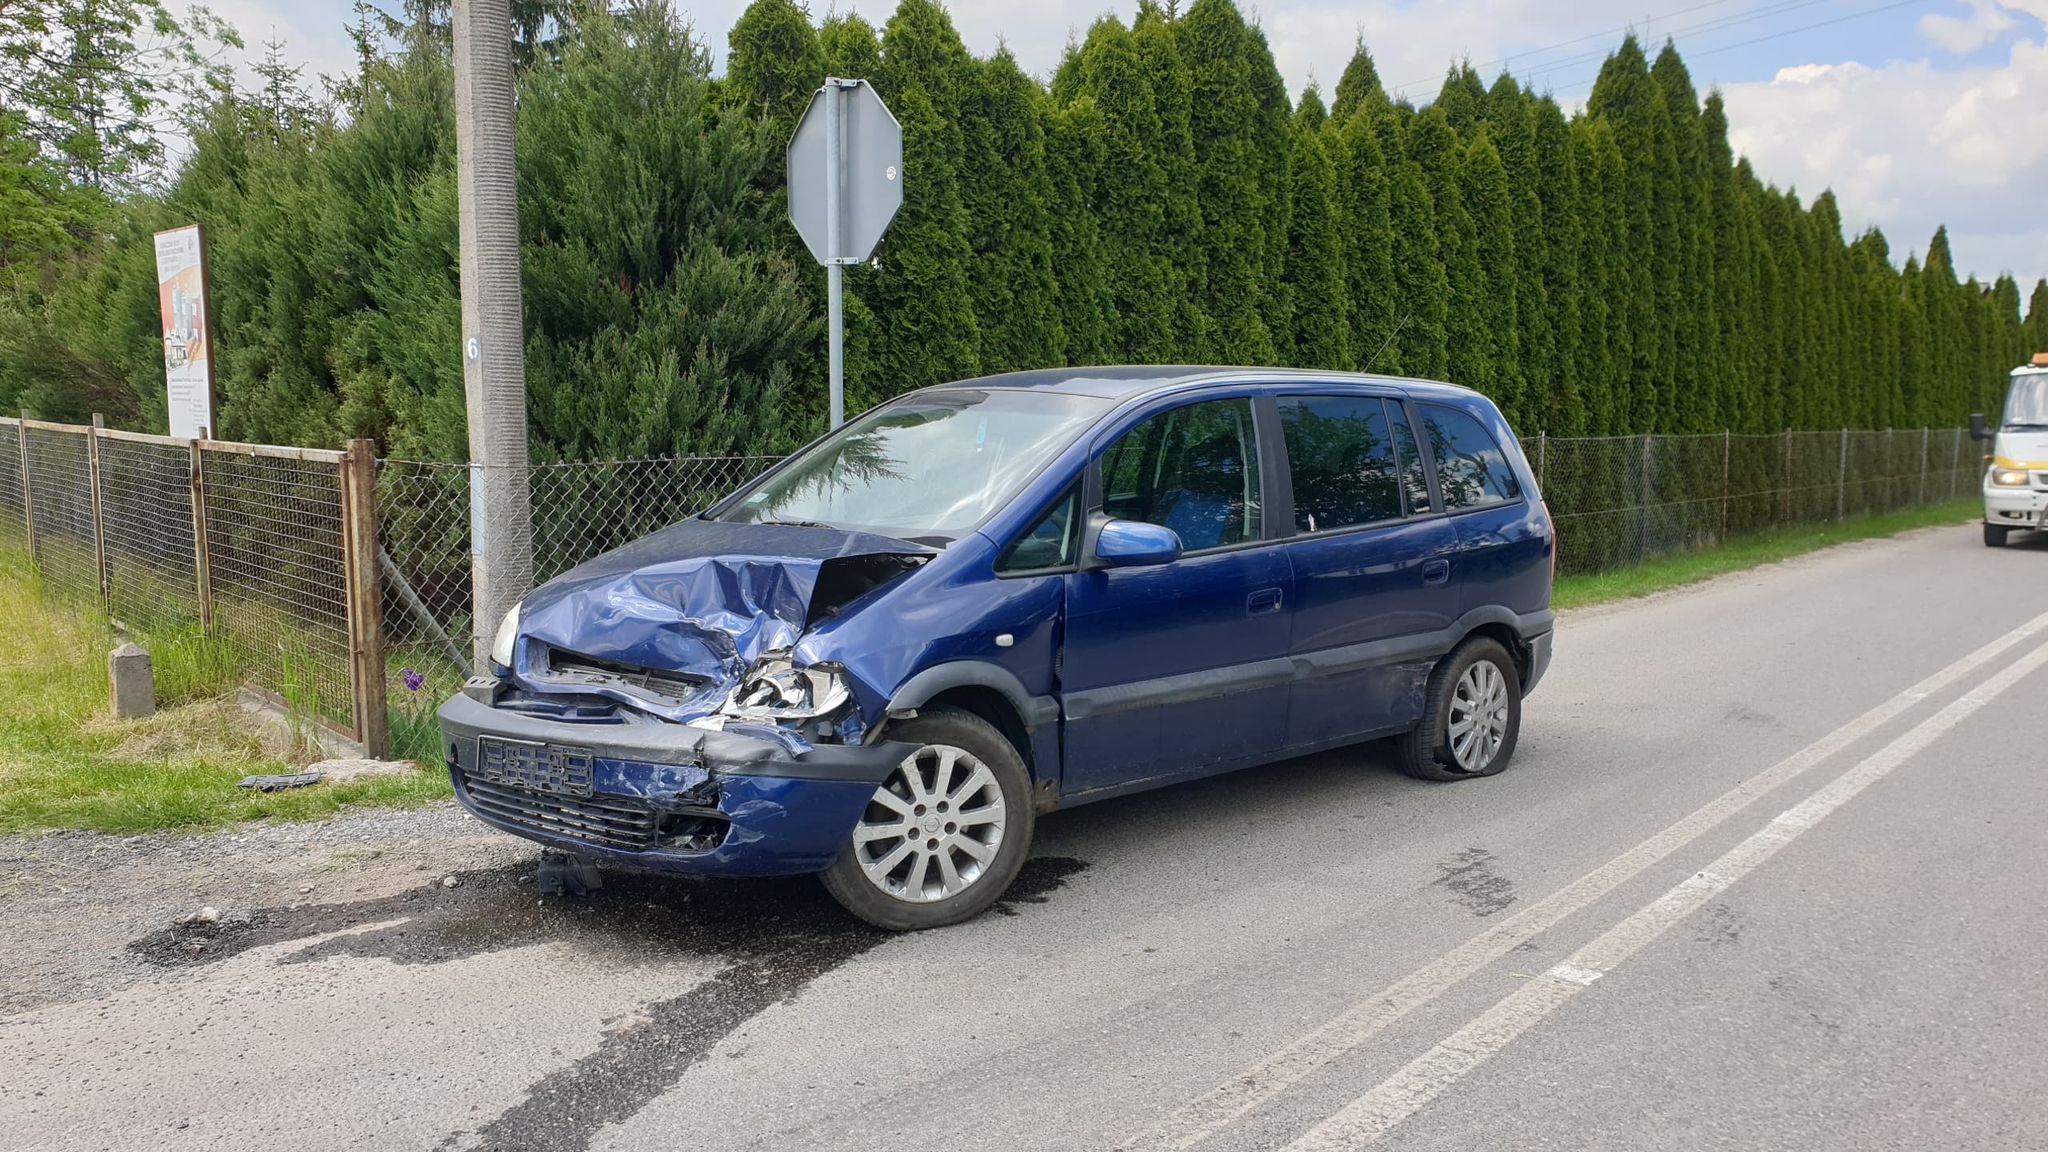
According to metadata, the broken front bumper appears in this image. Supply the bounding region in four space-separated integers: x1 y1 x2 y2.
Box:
437 693 914 878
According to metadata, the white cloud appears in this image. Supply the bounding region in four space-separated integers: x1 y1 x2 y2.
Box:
1919 0 2015 54
1723 26 2048 286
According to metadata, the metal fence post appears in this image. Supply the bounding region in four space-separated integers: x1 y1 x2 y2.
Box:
1836 427 1849 521
1536 431 1547 491
341 439 391 759
15 411 32 565
1917 427 1929 507
1951 427 1963 500
188 438 214 632
1720 429 1731 541
87 414 109 607
1638 432 1653 562
1781 428 1793 524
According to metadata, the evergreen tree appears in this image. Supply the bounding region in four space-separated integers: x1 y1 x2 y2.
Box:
958 49 1064 372
1587 35 1670 431
1176 0 1278 361
1132 1 1209 351
1529 95 1584 434
1458 128 1520 417
1408 105 1488 395
1043 96 1114 364
726 0 825 137
1331 100 1397 372
1074 15 1178 361
2027 280 2048 357
1652 42 1715 431
864 0 981 400
1281 89 1347 368
1330 39 1384 121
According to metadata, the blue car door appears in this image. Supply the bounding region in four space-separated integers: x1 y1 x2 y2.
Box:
1059 394 1293 797
1276 393 1460 746
1416 402 1549 618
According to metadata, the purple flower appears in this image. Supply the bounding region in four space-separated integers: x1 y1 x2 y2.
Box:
402 668 425 694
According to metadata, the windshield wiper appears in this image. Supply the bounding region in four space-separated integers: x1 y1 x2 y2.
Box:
757 518 839 530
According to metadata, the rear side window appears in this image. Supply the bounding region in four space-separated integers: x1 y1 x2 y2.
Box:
1100 398 1263 550
1421 404 1522 511
1278 395 1402 532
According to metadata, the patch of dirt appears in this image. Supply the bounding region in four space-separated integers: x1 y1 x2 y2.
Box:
87 695 308 766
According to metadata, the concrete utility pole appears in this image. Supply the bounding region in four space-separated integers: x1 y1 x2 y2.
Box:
453 0 533 669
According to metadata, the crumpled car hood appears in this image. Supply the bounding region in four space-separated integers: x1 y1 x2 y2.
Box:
517 518 934 694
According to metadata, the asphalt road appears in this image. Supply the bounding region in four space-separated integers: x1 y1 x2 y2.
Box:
4 522 2045 1152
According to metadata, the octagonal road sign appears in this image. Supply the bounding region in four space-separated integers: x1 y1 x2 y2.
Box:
787 78 904 266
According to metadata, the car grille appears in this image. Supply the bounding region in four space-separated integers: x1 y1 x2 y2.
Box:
460 772 659 852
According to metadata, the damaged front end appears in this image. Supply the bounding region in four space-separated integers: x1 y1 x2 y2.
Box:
437 520 933 877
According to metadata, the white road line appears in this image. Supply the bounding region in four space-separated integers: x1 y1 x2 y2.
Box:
1284 634 2048 1151
1119 607 2048 1152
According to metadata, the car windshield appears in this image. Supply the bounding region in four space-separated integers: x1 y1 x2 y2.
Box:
2004 372 2048 428
715 389 1108 543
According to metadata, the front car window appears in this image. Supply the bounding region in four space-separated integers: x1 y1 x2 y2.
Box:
1279 395 1402 532
1101 398 1263 551
1421 404 1523 511
2003 372 2048 429
717 389 1107 544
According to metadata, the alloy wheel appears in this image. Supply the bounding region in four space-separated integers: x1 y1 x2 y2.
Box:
851 743 1008 903
1448 659 1510 772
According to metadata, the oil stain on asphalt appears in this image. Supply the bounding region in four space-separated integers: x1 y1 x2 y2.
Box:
1433 847 1516 917
129 854 1090 1152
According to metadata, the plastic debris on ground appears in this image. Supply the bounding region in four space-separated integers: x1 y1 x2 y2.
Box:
235 771 323 791
535 852 604 897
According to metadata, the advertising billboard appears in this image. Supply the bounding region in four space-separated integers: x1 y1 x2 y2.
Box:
154 224 217 440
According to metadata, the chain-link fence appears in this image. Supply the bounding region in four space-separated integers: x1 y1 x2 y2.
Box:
1533 428 1978 575
1 416 377 747
1 413 1983 761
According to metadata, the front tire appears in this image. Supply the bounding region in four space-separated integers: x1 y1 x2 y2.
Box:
1985 523 2010 547
821 708 1036 930
1398 638 1523 782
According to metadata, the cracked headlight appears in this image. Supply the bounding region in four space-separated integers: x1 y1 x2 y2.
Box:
722 655 853 721
489 602 522 670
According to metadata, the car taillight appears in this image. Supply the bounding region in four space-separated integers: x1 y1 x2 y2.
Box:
1544 500 1557 579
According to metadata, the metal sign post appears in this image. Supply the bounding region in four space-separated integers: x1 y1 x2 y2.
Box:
788 78 903 429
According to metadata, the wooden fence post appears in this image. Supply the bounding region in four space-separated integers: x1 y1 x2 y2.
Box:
15 411 32 565
188 438 214 632
1780 429 1793 524
341 439 390 759
88 415 110 608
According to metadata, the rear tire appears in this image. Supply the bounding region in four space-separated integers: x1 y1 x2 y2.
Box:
1985 523 2010 547
820 708 1035 931
1397 638 1523 782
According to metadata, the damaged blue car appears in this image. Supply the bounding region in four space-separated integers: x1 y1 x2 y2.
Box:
439 367 1555 929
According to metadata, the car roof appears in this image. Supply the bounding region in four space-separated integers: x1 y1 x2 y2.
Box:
927 365 1486 404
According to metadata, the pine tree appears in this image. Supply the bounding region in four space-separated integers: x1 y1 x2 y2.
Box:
1132 1 1209 351
1282 89 1348 368
1485 73 1544 427
1587 35 1671 431
1434 63 1488 135
1652 43 1715 432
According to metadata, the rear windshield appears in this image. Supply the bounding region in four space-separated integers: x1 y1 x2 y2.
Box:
715 389 1107 544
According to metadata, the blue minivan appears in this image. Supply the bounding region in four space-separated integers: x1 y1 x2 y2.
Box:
439 368 1555 928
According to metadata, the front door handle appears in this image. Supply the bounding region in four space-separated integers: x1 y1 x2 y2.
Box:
1421 558 1451 586
1247 587 1284 615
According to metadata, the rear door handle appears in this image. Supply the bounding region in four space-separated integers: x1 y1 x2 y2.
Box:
1247 587 1283 615
1422 558 1451 586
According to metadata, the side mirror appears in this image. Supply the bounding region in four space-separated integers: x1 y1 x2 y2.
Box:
1093 519 1183 568
1970 412 1993 441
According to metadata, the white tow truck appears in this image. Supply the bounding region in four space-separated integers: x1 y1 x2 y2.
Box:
1974 352 2048 547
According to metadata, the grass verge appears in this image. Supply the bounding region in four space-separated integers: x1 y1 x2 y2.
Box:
0 550 449 836
1554 500 1980 611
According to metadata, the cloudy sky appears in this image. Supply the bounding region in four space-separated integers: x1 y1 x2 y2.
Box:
208 0 2048 292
